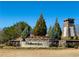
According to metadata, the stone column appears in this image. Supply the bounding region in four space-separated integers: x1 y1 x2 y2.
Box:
59 40 66 48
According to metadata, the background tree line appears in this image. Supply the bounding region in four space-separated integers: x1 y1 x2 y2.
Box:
0 14 62 43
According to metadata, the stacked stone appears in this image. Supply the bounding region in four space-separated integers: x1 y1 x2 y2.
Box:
62 18 76 38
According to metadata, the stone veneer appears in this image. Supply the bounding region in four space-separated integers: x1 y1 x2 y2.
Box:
62 18 76 39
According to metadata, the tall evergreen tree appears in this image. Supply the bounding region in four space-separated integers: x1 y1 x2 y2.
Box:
52 17 62 39
33 14 47 36
48 26 53 38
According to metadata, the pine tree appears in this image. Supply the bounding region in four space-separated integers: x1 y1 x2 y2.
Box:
3 21 31 42
33 14 47 36
52 17 62 39
48 26 53 38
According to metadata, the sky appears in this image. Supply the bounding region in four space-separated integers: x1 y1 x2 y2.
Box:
0 1 79 29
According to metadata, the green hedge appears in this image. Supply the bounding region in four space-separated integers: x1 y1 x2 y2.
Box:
62 36 78 40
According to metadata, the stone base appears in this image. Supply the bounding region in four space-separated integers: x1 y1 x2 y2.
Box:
59 40 66 48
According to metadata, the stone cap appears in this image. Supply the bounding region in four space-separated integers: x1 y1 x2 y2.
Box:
10 37 23 41
64 18 74 23
26 36 51 41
